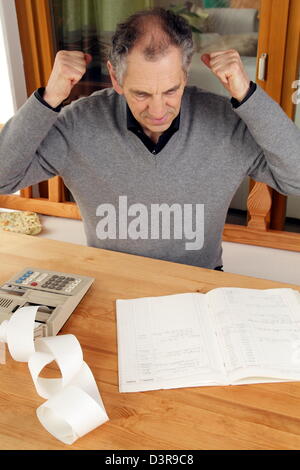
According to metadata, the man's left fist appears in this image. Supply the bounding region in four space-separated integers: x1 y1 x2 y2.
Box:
201 49 251 102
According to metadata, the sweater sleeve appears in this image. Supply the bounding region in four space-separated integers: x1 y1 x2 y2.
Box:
0 92 73 194
233 84 300 195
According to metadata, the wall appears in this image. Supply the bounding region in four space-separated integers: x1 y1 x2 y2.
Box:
0 5 14 123
0 0 27 119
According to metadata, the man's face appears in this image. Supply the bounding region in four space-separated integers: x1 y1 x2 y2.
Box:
109 46 187 138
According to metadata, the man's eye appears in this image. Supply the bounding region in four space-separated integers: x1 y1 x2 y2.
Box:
136 93 147 98
165 90 176 95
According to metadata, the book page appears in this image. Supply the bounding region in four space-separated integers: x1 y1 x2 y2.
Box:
207 287 300 383
116 293 226 392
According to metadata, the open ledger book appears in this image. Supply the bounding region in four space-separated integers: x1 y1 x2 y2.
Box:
116 287 300 392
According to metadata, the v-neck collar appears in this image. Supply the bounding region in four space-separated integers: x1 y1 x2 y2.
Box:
126 104 181 155
116 88 189 167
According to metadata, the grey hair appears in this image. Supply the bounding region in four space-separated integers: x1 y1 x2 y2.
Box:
109 7 195 85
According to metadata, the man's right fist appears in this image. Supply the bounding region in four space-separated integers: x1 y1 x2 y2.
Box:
43 51 92 108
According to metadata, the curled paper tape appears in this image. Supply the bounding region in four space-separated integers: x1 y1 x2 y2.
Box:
0 305 109 445
28 334 84 399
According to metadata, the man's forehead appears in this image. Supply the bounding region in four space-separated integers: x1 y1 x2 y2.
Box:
129 83 181 95
123 47 185 91
125 74 183 94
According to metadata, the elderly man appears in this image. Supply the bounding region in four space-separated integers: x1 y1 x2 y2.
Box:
0 7 300 270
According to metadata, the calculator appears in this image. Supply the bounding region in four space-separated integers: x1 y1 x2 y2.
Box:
0 267 94 337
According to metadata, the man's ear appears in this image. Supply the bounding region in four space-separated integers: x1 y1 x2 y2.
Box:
107 61 123 95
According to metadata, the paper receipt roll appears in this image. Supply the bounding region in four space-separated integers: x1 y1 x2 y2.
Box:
0 305 109 445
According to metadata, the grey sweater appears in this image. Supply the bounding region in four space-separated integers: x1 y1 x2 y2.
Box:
1 85 300 269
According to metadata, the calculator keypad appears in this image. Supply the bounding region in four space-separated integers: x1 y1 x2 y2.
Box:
14 270 81 294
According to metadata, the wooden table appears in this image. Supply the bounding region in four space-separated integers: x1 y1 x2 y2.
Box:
1 231 300 450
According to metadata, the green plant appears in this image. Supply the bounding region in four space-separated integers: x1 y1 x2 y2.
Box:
169 2 209 33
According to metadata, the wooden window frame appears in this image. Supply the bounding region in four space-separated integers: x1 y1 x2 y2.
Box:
1 0 300 251
0 0 80 219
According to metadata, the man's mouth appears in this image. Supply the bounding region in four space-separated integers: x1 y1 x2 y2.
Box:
147 114 169 125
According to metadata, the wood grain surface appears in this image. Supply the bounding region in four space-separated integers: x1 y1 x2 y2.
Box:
0 231 300 450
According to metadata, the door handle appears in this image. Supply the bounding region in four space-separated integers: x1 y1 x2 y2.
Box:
258 53 268 81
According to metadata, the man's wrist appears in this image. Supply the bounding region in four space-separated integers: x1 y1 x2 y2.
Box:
34 87 63 112
231 81 257 109
43 88 65 109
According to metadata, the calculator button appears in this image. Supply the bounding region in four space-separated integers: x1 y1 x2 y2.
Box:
31 282 38 286
30 272 40 280
36 273 48 282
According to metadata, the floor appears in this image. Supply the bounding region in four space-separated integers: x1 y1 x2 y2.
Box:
35 212 300 286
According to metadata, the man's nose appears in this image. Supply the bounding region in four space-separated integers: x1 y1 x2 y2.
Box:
148 97 166 118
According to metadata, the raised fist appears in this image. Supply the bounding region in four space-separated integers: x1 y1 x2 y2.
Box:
43 50 92 108
201 49 250 102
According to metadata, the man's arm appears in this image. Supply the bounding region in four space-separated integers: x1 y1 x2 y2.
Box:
234 84 300 195
0 95 69 194
0 51 91 194
201 49 300 195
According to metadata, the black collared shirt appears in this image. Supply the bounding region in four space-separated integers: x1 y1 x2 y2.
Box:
127 105 180 156
35 81 257 156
